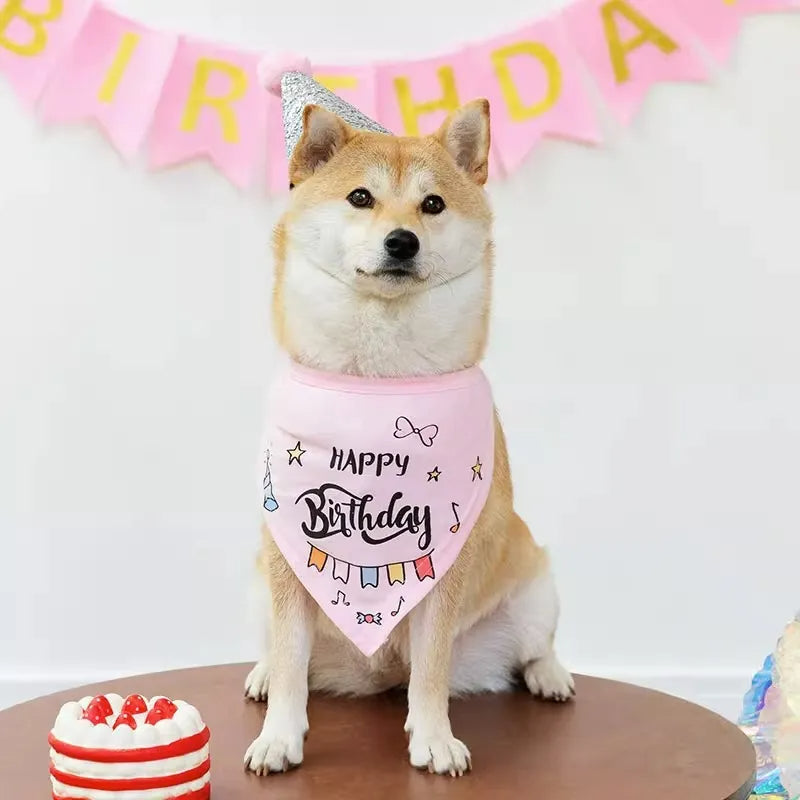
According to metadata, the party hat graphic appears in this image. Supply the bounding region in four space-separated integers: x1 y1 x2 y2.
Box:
259 54 390 159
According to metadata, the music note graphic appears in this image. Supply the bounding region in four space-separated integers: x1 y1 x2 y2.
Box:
331 590 350 607
390 596 405 617
449 502 461 534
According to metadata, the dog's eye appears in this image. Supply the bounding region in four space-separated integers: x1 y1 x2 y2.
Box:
347 188 375 209
421 195 446 215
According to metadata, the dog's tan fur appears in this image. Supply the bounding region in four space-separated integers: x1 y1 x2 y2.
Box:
244 100 573 777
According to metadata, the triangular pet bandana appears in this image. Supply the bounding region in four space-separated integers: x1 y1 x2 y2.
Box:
261 363 494 656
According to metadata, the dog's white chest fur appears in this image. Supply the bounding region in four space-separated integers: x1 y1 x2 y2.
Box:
282 251 487 376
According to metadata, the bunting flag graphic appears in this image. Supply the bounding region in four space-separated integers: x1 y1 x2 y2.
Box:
360 566 379 589
307 545 328 572
332 558 350 584
413 554 435 582
387 562 406 585
306 545 436 589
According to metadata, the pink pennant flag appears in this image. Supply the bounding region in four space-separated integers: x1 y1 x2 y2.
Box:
38 5 176 159
468 17 600 174
0 0 90 106
376 51 502 177
266 64 379 195
670 0 799 63
564 0 709 126
149 38 266 189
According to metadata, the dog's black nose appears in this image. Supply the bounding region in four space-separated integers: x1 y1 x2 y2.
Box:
384 229 420 261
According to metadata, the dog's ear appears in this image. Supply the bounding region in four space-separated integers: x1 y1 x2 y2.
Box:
435 99 491 186
289 105 353 186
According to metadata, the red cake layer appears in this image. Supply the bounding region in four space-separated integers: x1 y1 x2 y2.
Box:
50 758 210 791
53 787 211 800
49 726 210 762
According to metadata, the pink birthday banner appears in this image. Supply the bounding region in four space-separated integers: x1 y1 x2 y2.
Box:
0 0 798 191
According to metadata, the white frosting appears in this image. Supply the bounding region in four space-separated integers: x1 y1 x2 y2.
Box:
50 774 209 800
50 744 209 779
52 697 205 749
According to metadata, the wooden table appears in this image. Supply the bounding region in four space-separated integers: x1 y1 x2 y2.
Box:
1 664 755 799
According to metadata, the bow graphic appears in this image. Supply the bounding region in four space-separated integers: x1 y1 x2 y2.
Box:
393 416 439 448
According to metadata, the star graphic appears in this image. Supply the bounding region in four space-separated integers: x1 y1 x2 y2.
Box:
471 457 483 482
287 441 306 466
427 466 442 482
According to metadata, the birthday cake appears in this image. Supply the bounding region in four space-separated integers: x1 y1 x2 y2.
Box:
49 694 210 799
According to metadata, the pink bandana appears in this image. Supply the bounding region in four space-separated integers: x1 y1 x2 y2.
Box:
261 363 494 656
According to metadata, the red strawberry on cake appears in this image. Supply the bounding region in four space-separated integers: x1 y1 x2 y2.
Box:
49 693 210 799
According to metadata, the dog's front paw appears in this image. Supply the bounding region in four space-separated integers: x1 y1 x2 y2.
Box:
524 655 575 702
244 660 270 702
408 729 472 777
244 724 304 775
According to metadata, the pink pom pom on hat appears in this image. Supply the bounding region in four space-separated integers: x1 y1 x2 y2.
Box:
257 53 312 96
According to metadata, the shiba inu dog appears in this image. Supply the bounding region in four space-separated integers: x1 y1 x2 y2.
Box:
244 98 574 778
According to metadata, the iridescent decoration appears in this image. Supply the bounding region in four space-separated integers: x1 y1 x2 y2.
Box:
740 612 800 799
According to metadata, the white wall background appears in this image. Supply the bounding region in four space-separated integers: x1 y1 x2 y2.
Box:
2 0 799 719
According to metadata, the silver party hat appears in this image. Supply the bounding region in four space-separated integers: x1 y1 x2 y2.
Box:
278 71 390 158
260 56 390 159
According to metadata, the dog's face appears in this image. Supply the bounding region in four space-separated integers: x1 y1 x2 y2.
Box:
279 101 492 301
